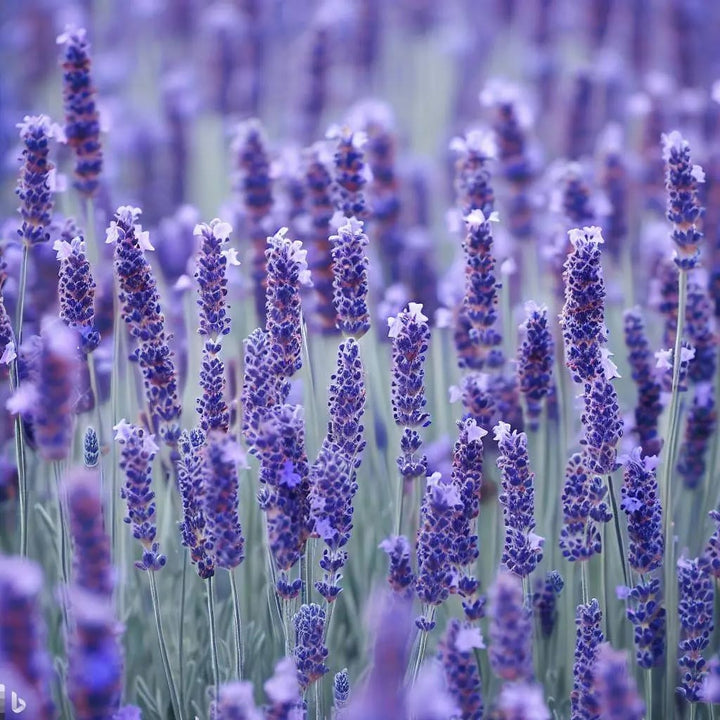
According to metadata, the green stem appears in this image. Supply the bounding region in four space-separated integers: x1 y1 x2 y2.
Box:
207 575 220 699
410 605 435 685
179 554 187 712
661 269 688 717
229 569 244 679
148 571 184 720
581 562 589 606
15 243 28 344
52 461 70 587
607 474 629 589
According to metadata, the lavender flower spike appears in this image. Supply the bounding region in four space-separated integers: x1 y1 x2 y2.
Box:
389 302 431 428
67 587 124 720
66 467 114 597
592 644 645 720
379 534 415 597
211 681 262 720
16 115 61 247
677 556 714 702
114 419 165 571
571 599 604 720
109 206 181 444
203 430 245 571
662 130 704 270
293 603 329 690
329 217 370 337
494 421 544 577
560 226 607 384
329 124 369 219
265 227 310 390
55 235 100 353
437 618 484 720
264 657 304 720
517 301 554 429
194 219 235 433
57 27 103 197
0 557 55 719
489 571 534 683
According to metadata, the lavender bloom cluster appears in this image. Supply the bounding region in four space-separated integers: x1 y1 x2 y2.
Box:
592 645 645 720
115 420 165 571
494 421 543 577
66 468 114 597
293 603 329 690
571 599 604 720
517 302 554 430
0 557 55 720
329 217 370 337
16 115 58 247
329 125 369 219
109 206 181 443
55 235 100 353
57 27 103 197
379 534 415 598
662 131 704 269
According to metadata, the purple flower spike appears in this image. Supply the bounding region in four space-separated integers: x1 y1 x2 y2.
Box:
571 599 604 720
580 368 623 476
177 429 214 580
623 308 663 457
532 571 564 637
67 587 123 720
310 440 357 602
677 383 717 490
58 27 103 197
204 431 245 571
621 448 663 574
701 510 720 578
450 129 495 217
559 453 611 562
437 618 484 720
109 206 181 444
517 302 554 430
233 119 274 321
329 217 370 337
27 319 80 462
210 682 263 720
592 644 645 720
264 657 304 720
265 227 309 386
211 681 262 720
55 235 100 353
621 578 666 669
194 219 235 433
489 571 534 683
293 603 329 690
0 557 55 719
379 534 415 597
333 669 349 711
16 115 60 247
304 144 337 334
494 421 544 577
114 420 165 571
685 282 716 384
415 472 462 614
329 125 369 219
66 468 114 597
677 556 714 702
327 338 366 464
560 226 607 384
389 302 431 428
662 131 704 270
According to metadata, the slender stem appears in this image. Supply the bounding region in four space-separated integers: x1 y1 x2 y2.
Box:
178 554 187 711
52 461 70 587
207 575 220 699
13 244 29 556
410 605 435 685
607 474 629 589
87 353 104 443
314 678 322 720
229 569 244 679
581 562 589 606
645 669 652 718
661 269 688 717
148 571 184 720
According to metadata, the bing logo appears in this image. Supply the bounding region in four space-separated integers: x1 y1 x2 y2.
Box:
0 684 26 716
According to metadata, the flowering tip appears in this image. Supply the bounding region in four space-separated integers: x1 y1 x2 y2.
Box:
112 418 134 442
492 420 512 442
16 114 64 141
661 130 688 161
455 625 485 652
567 225 604 247
56 25 87 45
222 248 241 266
449 127 497 158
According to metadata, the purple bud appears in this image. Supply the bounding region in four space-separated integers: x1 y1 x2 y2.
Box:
293 603 328 690
330 126 369 219
58 27 103 197
379 534 415 597
489 571 534 682
517 302 554 429
572 599 604 720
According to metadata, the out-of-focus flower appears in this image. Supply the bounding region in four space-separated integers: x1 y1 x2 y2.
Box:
264 657 304 720
329 125 370 219
517 302 554 430
592 644 645 720
379 534 415 598
211 681 262 720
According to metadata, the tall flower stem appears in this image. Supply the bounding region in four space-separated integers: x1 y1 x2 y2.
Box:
179 552 187 711
14 244 29 556
52 461 70 587
206 575 220 699
607 474 629 588
410 605 435 685
229 569 243 679
148 571 184 720
661 269 688 715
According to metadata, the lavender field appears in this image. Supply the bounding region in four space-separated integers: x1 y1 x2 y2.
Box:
1 1 720 718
